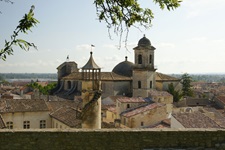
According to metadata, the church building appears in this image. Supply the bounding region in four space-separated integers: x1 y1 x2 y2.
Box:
54 35 181 100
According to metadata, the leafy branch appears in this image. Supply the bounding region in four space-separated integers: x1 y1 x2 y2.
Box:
94 0 182 48
0 5 39 61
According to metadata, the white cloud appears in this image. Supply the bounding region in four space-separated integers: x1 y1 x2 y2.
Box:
75 44 94 51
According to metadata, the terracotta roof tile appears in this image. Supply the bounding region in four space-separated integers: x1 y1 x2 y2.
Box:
172 111 220 128
50 107 81 128
46 100 82 112
0 99 49 113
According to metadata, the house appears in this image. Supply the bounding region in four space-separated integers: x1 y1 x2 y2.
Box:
0 99 50 129
148 89 173 114
116 97 148 119
0 98 82 129
120 103 167 128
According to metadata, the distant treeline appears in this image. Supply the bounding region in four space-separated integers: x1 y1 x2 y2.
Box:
0 73 57 80
170 74 225 82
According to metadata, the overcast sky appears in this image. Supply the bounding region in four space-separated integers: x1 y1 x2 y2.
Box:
0 0 225 74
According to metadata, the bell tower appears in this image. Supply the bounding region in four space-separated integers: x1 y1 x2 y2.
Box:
133 35 156 98
81 52 101 129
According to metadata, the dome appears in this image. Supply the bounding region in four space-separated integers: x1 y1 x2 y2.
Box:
112 57 134 77
138 35 151 47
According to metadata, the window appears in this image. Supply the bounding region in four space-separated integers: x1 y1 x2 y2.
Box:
6 121 13 129
40 120 46 129
138 54 142 64
138 81 141 89
149 54 152 64
23 121 30 129
127 104 130 109
150 81 153 88
141 122 144 126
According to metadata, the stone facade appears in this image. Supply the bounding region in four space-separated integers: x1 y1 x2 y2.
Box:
0 129 225 150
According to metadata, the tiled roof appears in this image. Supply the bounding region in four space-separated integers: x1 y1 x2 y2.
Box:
0 114 6 129
62 71 179 82
172 111 220 128
216 96 225 105
63 72 132 81
0 99 49 113
50 107 81 128
46 100 82 112
117 97 146 103
104 105 116 113
121 103 165 118
155 72 180 81
102 96 125 105
148 89 172 97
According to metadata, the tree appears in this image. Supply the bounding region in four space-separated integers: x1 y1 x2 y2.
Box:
181 73 193 97
167 83 182 102
94 0 182 48
0 5 39 61
27 82 57 95
1 0 181 60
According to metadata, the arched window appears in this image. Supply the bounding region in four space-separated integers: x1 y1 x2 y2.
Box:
68 81 71 89
138 81 141 89
149 54 152 64
138 54 142 64
127 104 130 109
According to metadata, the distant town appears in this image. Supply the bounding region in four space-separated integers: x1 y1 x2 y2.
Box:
1 36 225 131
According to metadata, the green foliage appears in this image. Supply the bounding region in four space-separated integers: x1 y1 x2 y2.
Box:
181 73 193 97
27 82 57 95
167 83 182 102
0 5 39 61
94 0 182 47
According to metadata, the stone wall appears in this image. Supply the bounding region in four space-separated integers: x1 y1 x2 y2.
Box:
0 129 225 150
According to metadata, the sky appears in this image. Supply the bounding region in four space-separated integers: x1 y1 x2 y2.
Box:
0 0 225 74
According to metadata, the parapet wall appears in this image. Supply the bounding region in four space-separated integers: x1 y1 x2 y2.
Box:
0 129 225 150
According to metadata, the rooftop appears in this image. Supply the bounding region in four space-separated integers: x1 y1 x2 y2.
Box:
0 99 49 113
50 107 81 128
172 111 221 128
121 103 165 118
148 89 172 97
117 97 146 103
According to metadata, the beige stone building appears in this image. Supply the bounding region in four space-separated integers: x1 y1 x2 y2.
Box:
120 103 167 128
0 99 82 129
54 35 181 100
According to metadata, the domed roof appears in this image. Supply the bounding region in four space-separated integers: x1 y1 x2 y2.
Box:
112 57 134 77
138 35 151 47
